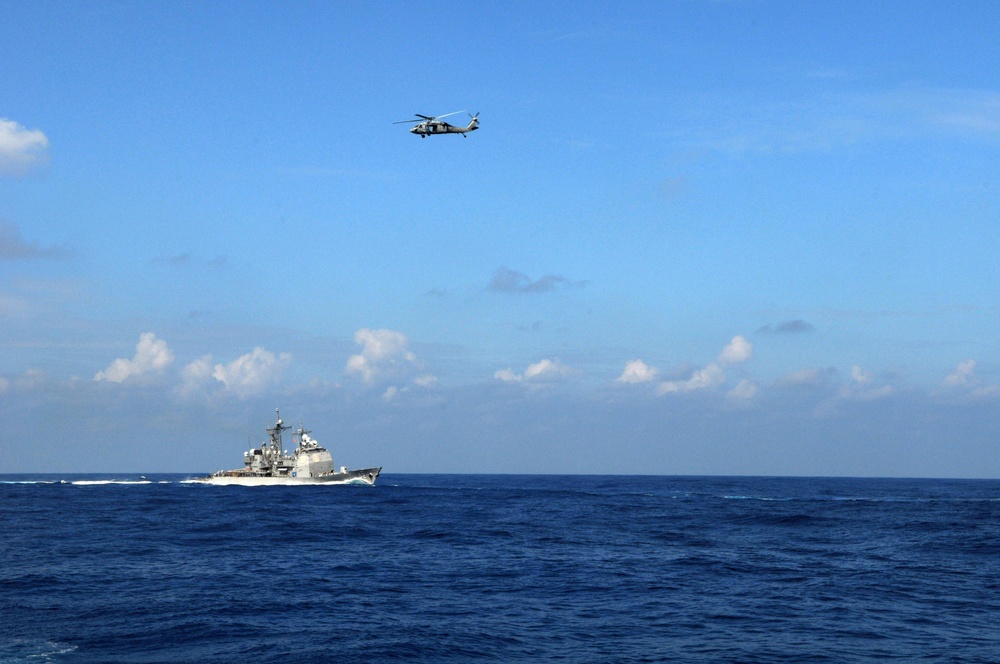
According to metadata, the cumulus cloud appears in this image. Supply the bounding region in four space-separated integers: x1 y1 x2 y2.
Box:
617 359 659 384
656 336 754 396
0 220 68 260
850 365 874 386
179 348 291 398
717 335 753 365
658 363 725 395
413 374 438 387
495 358 574 384
839 364 895 401
15 369 47 390
525 359 573 381
346 328 416 382
943 359 977 388
179 355 214 394
488 266 585 294
494 368 520 383
344 328 435 394
94 332 174 383
211 347 291 398
728 379 760 400
941 359 1000 398
0 119 49 176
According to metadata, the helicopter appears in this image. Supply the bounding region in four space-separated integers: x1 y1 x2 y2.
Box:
394 111 479 138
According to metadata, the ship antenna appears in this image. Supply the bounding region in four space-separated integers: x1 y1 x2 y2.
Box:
295 420 312 447
266 407 291 453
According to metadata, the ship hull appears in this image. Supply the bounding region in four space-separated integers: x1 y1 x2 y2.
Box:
193 467 381 486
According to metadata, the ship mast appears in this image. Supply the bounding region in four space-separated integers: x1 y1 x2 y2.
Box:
294 421 311 447
267 408 291 457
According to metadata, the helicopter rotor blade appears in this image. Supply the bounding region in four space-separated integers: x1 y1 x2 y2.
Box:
394 110 469 125
394 113 440 124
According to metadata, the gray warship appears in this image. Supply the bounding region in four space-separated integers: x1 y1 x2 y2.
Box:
195 409 381 486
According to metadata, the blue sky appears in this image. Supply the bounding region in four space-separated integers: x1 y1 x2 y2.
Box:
3 1 999 476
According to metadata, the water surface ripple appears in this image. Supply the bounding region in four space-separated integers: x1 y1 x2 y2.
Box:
2 474 998 662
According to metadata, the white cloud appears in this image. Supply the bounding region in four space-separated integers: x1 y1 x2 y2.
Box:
380 375 439 402
717 335 753 365
0 119 49 176
177 348 292 398
941 359 1000 399
18 369 46 389
943 359 976 388
728 379 760 400
494 368 520 383
414 374 438 387
658 363 725 395
839 364 895 401
494 358 574 384
211 347 291 398
617 359 659 384
345 328 435 393
525 359 571 380
346 328 416 383
94 332 174 383
0 377 9 393
182 355 214 380
850 365 874 385
178 355 214 396
656 336 753 396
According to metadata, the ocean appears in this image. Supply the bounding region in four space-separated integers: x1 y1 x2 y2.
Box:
2 474 998 663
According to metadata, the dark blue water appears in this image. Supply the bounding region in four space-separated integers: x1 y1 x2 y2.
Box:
2 475 998 662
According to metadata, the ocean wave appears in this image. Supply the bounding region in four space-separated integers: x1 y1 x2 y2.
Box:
0 639 77 663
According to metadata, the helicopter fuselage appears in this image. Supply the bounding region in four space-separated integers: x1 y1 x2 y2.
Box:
411 120 478 137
